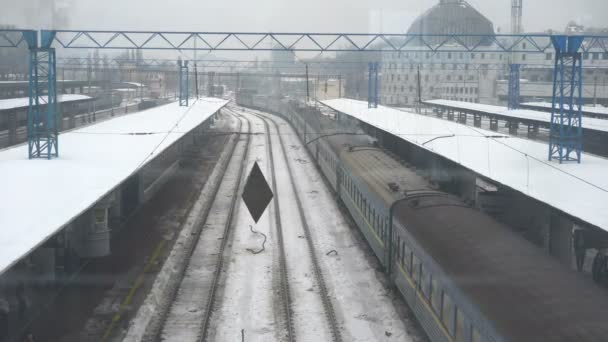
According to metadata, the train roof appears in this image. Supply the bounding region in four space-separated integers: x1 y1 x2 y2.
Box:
313 110 608 340
395 195 608 342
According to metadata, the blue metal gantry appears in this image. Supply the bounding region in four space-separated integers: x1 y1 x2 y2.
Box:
549 35 584 164
507 63 520 110
368 62 379 108
2 29 608 161
2 29 59 159
178 59 189 106
24 31 59 159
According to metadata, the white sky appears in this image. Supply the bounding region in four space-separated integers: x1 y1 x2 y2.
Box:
1 0 607 34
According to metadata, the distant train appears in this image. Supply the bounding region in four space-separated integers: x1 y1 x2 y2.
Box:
237 94 608 342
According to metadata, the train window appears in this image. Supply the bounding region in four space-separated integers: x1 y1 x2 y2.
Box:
472 327 482 342
404 246 412 272
442 293 455 336
421 265 431 299
431 278 442 314
412 255 420 285
455 308 467 342
396 236 401 262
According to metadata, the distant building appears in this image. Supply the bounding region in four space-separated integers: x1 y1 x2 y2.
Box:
380 2 608 108
381 0 498 106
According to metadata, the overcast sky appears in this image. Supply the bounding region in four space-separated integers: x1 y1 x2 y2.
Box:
2 0 607 34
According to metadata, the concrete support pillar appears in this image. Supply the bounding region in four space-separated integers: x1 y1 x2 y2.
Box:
447 109 455 121
508 121 519 135
7 110 16 145
108 190 123 226
457 169 478 207
490 117 499 131
458 112 467 124
549 213 575 269
527 123 539 139
69 112 76 129
473 114 482 128
30 248 56 285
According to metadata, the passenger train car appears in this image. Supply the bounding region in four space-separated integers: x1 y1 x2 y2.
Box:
236 95 608 342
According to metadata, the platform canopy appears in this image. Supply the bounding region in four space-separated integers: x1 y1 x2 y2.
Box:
0 98 228 275
322 98 608 233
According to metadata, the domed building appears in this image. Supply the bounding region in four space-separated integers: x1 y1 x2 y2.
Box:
380 0 500 107
407 0 495 46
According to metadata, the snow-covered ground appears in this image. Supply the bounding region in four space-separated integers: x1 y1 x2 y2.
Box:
209 107 413 341
206 112 280 342
159 114 249 341
131 105 416 342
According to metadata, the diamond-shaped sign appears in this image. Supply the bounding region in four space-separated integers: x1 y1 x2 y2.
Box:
242 161 274 223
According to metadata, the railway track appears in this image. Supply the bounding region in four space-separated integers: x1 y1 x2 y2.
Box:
137 105 342 341
150 111 251 341
242 107 343 342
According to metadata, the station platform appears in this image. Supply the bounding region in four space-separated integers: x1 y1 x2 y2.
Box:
321 98 608 234
423 99 608 134
0 98 228 275
0 94 92 111
521 101 608 119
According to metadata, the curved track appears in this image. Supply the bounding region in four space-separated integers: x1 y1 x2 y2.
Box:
152 112 251 341
243 107 343 342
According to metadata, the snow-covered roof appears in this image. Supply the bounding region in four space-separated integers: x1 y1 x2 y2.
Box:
522 101 608 117
425 99 608 133
322 98 608 233
0 94 92 112
0 98 228 275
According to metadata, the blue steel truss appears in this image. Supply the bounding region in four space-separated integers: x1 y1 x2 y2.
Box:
3 29 608 162
0 29 34 48
178 60 189 106
43 30 607 53
508 63 520 110
368 62 379 108
549 36 584 164
50 57 555 72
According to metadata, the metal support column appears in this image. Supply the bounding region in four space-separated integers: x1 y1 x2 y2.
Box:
208 71 215 97
549 36 584 163
508 63 521 110
368 62 379 108
26 31 59 159
178 59 189 106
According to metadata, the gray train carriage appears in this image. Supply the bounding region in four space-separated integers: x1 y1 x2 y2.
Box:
237 99 608 341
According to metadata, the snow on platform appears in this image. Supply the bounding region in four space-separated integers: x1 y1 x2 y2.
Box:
322 98 608 233
0 94 92 111
424 99 608 133
0 98 227 275
522 101 608 117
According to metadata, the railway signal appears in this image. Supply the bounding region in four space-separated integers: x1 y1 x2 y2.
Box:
241 161 273 223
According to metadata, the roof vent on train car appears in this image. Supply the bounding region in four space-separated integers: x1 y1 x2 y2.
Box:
388 182 400 192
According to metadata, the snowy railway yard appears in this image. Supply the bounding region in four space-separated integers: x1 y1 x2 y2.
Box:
7 2 608 341
124 105 418 342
